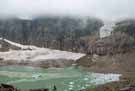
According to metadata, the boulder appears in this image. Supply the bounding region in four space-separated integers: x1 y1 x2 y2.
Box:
29 88 49 91
1 83 15 89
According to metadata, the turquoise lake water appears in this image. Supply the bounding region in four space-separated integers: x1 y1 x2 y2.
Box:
0 65 120 91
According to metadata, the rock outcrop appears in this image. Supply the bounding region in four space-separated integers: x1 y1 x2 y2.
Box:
0 83 16 91
0 83 49 91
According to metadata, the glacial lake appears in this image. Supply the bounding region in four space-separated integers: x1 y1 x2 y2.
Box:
0 65 120 91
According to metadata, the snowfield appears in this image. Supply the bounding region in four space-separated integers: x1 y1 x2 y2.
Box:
0 38 85 62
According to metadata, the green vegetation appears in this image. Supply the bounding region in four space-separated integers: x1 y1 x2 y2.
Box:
114 19 135 38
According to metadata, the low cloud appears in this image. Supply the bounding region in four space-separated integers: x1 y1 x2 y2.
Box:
0 0 134 20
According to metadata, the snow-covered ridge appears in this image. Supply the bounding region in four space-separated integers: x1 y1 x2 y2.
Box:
0 38 37 50
0 38 85 62
100 21 115 38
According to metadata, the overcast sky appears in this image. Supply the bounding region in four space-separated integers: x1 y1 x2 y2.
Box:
0 0 134 20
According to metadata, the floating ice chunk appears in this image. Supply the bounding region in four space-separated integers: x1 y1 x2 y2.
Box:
69 87 73 90
90 73 121 85
85 84 89 87
84 78 89 81
32 74 42 79
69 85 74 87
69 82 74 85
81 87 85 90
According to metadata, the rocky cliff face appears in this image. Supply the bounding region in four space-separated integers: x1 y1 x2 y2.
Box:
79 33 130 55
0 17 103 53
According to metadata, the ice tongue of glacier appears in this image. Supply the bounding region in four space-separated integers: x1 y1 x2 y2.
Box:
0 38 86 62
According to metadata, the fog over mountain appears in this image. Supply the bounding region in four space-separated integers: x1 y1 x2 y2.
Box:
0 0 134 20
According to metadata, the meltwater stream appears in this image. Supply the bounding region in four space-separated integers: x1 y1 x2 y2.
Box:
0 66 120 91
